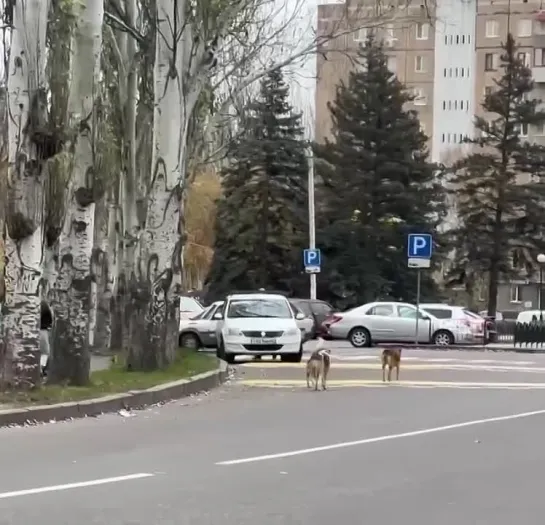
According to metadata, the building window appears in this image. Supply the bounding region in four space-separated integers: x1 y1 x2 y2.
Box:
484 86 493 97
354 28 367 42
444 35 448 45
442 133 445 142
415 55 425 72
387 56 397 73
461 35 465 44
443 100 446 109
517 19 532 38
486 20 499 38
384 23 395 46
413 87 427 105
535 48 545 66
535 122 545 136
416 22 429 40
515 123 529 137
517 52 531 67
510 285 522 303
485 53 496 71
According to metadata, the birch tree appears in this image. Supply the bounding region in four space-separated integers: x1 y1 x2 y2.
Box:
48 0 104 385
2 0 50 388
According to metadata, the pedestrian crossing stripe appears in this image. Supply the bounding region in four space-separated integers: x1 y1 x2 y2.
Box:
237 362 545 373
238 379 545 390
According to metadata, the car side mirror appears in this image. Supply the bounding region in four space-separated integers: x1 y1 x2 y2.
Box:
421 314 430 320
295 312 305 320
213 312 223 320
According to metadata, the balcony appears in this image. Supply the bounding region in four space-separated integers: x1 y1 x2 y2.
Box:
533 66 545 83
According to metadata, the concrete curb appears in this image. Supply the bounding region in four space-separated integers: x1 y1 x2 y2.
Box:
0 360 229 428
387 344 545 353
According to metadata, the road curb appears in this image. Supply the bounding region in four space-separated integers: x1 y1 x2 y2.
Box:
379 344 545 353
0 360 229 428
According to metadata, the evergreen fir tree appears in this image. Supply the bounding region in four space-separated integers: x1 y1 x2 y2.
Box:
314 34 446 308
205 68 309 300
447 34 545 316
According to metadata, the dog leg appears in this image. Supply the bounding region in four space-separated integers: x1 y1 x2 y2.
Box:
387 365 392 382
306 368 311 388
396 364 400 381
382 364 386 382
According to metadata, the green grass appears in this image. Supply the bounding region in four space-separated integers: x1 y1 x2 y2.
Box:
0 350 217 407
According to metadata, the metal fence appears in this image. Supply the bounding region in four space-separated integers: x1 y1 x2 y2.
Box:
495 320 515 344
512 322 545 347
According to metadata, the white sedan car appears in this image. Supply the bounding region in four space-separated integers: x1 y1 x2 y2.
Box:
327 301 475 347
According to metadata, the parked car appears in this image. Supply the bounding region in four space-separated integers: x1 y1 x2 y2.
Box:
215 293 305 363
516 310 545 324
179 295 204 321
325 301 476 347
289 298 335 339
419 304 485 344
288 301 314 342
179 301 224 348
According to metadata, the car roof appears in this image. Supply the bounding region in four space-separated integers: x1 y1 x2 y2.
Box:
227 293 288 301
420 304 465 310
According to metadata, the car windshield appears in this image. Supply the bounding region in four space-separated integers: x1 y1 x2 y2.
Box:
190 304 214 320
180 296 203 312
227 299 293 319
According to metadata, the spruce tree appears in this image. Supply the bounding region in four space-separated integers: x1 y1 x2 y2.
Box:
447 34 545 316
314 34 446 308
205 68 309 300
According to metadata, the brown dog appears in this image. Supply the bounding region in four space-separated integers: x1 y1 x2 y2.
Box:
306 348 331 391
381 348 401 382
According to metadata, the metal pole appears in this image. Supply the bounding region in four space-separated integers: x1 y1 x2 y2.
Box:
415 268 421 345
539 264 543 322
308 146 317 300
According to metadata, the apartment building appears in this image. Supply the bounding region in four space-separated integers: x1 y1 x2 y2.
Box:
315 0 545 312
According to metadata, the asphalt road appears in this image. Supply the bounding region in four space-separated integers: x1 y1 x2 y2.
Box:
3 344 545 524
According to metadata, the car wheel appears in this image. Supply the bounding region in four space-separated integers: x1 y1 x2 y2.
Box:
216 340 226 359
180 332 200 349
433 330 454 346
348 327 371 348
224 353 236 364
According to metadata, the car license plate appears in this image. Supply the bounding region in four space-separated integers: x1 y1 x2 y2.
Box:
250 338 276 344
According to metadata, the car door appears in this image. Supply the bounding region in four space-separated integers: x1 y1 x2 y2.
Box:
363 303 398 341
198 303 222 347
396 305 431 342
310 301 334 326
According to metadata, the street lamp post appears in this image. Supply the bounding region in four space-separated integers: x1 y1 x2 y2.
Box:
537 254 545 321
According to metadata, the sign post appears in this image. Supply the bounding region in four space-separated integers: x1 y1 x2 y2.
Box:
303 249 321 300
407 234 433 345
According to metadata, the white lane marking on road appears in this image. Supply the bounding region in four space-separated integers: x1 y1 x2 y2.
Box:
0 473 154 500
216 409 545 466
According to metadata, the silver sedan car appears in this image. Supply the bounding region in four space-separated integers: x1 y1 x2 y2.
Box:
326 301 475 347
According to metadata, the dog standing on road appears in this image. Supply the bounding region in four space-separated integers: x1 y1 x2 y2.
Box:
306 340 331 391
381 347 402 382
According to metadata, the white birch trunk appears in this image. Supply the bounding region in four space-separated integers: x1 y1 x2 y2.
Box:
91 190 117 352
2 0 50 388
120 2 140 355
127 0 201 369
49 0 103 385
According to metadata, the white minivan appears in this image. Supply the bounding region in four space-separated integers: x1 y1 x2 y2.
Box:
215 293 305 363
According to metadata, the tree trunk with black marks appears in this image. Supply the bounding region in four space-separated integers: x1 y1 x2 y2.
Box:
1 0 50 389
49 0 104 385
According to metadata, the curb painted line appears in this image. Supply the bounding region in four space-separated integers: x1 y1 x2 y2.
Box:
379 345 545 353
239 379 545 389
0 360 229 428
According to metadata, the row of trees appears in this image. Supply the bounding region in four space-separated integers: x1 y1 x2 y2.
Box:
206 34 545 314
1 0 415 389
206 35 445 308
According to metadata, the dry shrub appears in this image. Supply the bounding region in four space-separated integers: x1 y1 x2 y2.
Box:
183 168 221 290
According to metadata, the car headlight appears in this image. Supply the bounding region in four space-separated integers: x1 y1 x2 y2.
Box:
225 328 241 336
285 328 299 336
